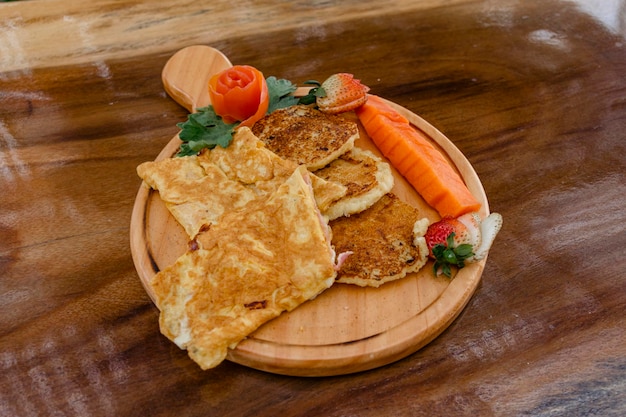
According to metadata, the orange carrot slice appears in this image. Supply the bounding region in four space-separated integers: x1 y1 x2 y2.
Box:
356 95 481 218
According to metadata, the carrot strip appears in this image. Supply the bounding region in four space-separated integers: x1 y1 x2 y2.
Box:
356 95 481 218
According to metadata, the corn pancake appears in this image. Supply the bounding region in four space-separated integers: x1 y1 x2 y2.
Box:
251 105 358 170
137 127 346 238
151 167 339 370
315 148 394 220
330 193 429 287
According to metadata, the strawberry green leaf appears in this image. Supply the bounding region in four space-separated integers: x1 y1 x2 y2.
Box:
443 248 458 264
299 87 326 104
297 80 326 105
455 244 474 258
298 90 318 105
314 86 327 98
430 232 475 278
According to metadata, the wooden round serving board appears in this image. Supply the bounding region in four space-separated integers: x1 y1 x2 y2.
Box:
130 45 491 376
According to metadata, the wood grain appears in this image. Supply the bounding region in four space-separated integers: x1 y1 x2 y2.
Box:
1 0 625 415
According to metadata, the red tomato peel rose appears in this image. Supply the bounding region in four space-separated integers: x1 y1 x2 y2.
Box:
208 65 269 127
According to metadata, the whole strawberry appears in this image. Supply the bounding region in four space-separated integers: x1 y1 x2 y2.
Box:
316 73 370 114
424 212 502 277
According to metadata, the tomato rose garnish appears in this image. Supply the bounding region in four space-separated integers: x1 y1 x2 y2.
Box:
208 65 269 128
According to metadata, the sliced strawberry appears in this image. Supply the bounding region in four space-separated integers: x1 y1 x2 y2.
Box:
424 218 456 256
473 212 503 260
424 212 502 277
316 73 370 114
424 217 474 277
456 212 482 250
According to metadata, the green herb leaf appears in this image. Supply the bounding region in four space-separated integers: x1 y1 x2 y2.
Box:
176 106 236 156
266 76 299 113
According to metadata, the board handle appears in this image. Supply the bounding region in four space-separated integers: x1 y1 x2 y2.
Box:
162 45 233 113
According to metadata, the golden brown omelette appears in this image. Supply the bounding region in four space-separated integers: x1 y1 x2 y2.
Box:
151 166 339 370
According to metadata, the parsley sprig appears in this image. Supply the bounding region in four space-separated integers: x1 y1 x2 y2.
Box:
176 76 310 157
177 108 234 156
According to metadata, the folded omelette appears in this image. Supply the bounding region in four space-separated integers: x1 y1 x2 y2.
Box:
137 129 345 370
151 166 338 369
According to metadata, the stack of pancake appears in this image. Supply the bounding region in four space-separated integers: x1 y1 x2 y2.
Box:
136 105 429 369
251 105 429 287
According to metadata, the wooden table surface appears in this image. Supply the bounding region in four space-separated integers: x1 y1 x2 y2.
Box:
1 0 625 415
